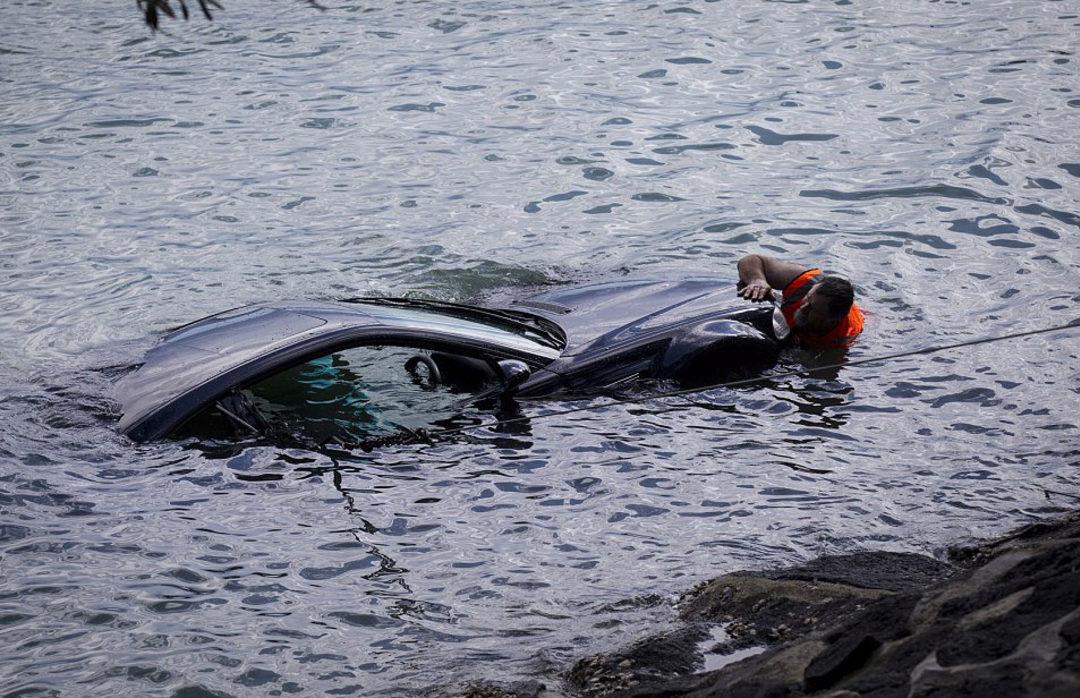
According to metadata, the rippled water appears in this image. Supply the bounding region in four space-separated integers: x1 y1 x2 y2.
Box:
2 0 1079 694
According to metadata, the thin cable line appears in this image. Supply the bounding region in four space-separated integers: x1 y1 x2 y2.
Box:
344 319 1080 450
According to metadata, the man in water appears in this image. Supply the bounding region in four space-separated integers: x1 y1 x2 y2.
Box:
737 254 864 347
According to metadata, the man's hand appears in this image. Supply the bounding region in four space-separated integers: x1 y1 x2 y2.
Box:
738 279 774 302
736 254 810 303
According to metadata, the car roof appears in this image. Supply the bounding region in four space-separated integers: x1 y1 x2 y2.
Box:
116 300 562 442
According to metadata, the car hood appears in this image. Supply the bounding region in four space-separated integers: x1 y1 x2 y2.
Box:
511 277 767 357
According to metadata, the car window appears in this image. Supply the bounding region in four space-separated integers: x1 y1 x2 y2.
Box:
179 344 502 444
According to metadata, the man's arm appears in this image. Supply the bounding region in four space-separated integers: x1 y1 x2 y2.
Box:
737 254 812 302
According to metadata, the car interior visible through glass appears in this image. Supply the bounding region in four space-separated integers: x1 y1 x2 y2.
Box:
175 344 504 444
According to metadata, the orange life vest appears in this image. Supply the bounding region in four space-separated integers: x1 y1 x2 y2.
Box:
780 269 864 348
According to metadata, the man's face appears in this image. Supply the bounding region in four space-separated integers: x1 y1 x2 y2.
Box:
793 287 836 335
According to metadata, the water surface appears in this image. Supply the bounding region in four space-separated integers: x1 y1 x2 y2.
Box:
1 0 1079 694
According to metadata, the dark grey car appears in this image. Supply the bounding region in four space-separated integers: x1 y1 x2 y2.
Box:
115 277 781 443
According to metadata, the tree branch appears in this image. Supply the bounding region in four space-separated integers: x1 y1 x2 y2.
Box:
137 1 324 31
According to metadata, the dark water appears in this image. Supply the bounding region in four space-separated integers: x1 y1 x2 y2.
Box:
2 0 1079 694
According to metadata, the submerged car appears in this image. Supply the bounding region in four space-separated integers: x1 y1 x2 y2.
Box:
115 278 783 443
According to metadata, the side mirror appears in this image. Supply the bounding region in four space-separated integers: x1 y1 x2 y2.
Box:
496 359 531 393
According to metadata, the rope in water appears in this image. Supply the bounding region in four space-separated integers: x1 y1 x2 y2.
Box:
341 319 1080 452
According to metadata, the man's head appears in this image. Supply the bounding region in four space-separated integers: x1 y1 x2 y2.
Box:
793 276 854 335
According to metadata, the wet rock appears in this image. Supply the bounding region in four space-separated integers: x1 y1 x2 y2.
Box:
679 568 893 651
763 550 954 593
447 513 1080 697
565 625 710 696
618 512 1080 697
453 679 557 698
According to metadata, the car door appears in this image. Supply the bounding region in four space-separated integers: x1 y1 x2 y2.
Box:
517 340 671 398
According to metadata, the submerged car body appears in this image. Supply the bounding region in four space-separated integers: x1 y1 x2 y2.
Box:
115 278 781 442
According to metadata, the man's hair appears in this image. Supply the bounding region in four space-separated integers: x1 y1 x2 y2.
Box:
816 276 855 319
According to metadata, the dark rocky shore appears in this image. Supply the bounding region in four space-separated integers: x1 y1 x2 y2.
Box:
454 513 1080 697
